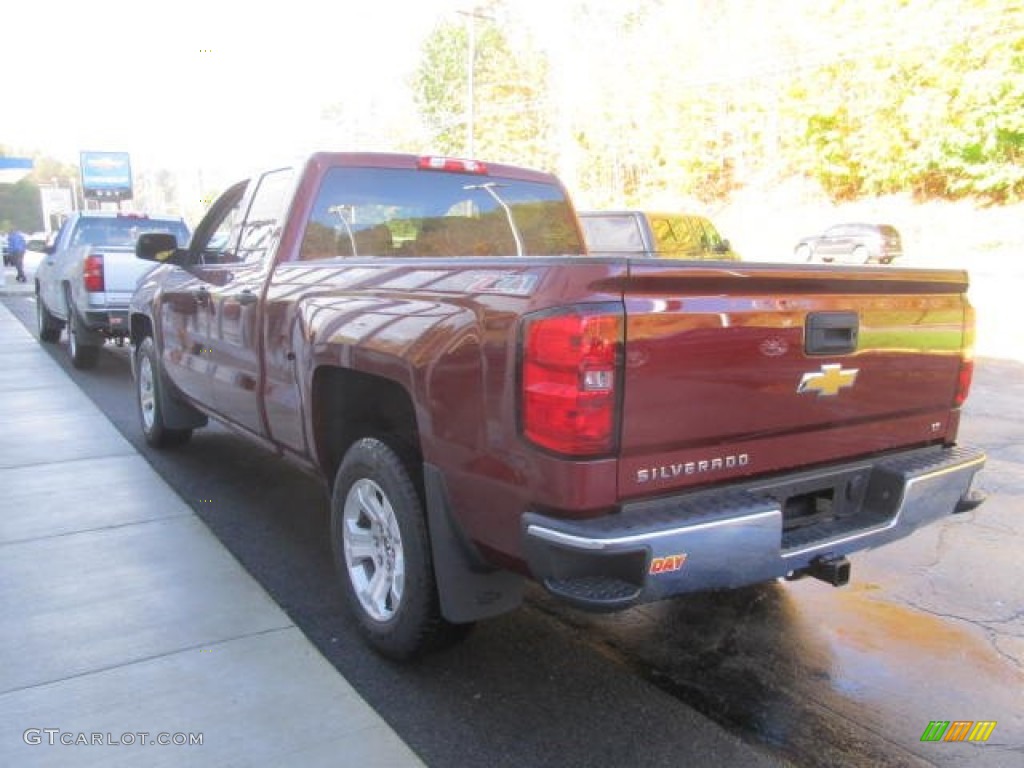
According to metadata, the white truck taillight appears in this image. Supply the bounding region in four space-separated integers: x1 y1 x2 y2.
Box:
83 254 105 292
520 305 623 457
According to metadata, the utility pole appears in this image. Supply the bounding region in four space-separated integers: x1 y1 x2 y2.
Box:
458 8 493 158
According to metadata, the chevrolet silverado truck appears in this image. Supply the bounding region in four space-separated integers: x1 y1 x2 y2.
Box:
35 211 190 368
579 209 740 260
129 152 985 659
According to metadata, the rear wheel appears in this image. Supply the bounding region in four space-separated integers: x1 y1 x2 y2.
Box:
36 294 63 343
795 244 812 261
853 245 870 264
135 336 192 448
67 307 100 369
331 437 470 659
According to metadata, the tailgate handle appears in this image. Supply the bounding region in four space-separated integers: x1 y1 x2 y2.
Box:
805 312 858 355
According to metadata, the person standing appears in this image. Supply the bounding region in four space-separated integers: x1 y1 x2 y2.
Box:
7 229 27 283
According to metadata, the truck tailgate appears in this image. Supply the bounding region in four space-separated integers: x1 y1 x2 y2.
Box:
618 263 971 497
87 247 157 305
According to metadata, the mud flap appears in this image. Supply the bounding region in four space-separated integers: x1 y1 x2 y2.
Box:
158 383 208 430
423 463 523 623
137 340 208 431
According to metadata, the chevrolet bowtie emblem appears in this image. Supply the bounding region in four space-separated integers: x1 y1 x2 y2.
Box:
798 363 859 397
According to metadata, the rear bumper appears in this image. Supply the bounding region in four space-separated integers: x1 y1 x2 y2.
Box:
83 307 130 337
522 445 985 611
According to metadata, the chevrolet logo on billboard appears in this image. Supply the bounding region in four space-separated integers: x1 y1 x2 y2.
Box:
797 363 859 397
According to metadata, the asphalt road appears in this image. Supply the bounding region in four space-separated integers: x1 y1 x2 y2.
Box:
5 293 1022 768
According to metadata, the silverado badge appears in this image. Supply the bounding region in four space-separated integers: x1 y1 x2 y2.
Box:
798 363 859 397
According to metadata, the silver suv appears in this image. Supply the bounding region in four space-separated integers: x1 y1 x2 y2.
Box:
795 222 902 264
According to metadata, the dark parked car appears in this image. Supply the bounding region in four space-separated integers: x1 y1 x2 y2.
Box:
795 222 902 264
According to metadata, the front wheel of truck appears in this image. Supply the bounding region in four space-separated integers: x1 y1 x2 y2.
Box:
331 437 470 660
135 336 192 448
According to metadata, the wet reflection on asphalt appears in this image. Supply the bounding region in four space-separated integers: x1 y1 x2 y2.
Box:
531 574 1023 767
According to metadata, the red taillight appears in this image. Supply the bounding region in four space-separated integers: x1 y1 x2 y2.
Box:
954 359 974 407
83 254 104 292
521 307 622 456
417 156 488 175
955 302 976 407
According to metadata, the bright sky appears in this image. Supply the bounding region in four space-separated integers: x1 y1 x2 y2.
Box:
1 0 471 187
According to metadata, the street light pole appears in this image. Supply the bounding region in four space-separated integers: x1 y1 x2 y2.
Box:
467 14 475 156
458 8 493 158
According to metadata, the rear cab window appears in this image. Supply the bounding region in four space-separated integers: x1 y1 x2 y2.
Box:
579 214 645 253
299 166 583 260
71 215 190 248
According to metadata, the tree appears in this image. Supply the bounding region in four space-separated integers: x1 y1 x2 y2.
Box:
412 2 554 169
0 180 43 232
409 0 1023 204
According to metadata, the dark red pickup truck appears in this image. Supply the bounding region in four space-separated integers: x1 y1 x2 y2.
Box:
130 152 985 658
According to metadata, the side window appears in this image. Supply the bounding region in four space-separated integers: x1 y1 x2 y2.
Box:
189 179 249 264
204 202 243 262
652 215 700 255
581 215 644 253
235 168 295 265
52 218 71 251
696 219 723 250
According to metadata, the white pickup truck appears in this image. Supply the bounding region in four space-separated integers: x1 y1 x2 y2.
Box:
35 211 190 368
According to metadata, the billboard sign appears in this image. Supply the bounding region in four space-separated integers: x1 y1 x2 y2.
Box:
80 151 133 201
0 156 33 184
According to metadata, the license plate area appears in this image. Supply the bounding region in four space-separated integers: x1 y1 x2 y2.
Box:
753 466 891 551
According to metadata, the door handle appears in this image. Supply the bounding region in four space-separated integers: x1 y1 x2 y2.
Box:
805 312 859 355
235 290 258 306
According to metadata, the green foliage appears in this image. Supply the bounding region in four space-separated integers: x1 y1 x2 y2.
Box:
412 4 554 169
413 22 470 155
0 180 44 232
411 0 1023 205
788 0 1024 202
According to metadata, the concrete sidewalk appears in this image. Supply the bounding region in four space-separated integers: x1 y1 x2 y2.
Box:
0 293 422 765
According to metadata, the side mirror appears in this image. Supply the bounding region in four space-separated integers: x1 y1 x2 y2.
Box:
136 232 190 265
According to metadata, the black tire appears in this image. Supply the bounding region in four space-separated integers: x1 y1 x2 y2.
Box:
795 244 812 261
853 245 870 264
36 293 63 343
65 289 101 369
331 437 470 660
135 336 192 448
